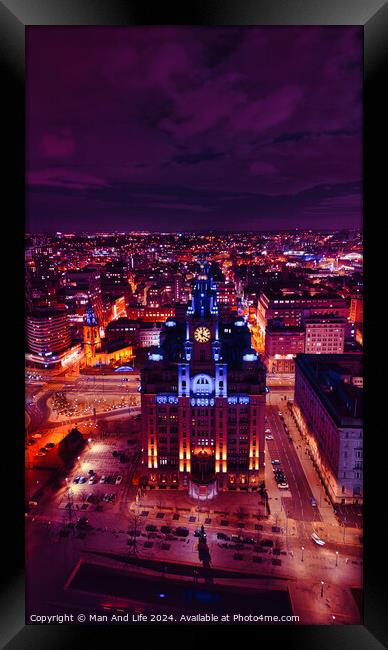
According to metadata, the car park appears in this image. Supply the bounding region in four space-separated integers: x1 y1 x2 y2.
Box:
311 532 325 546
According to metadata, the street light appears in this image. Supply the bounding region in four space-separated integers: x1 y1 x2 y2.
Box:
320 580 324 598
335 550 339 566
301 546 304 562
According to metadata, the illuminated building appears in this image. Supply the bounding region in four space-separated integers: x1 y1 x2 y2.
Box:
102 260 131 301
304 316 346 354
257 289 349 351
105 317 140 346
349 294 363 325
65 268 103 325
127 305 175 322
294 354 363 505
26 306 80 369
140 263 266 498
83 303 134 368
264 324 305 374
139 323 162 348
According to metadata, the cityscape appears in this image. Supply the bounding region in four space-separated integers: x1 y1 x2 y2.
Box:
25 229 363 625
26 27 362 626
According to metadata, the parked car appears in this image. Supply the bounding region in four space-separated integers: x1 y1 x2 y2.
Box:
310 498 317 507
73 476 81 484
99 476 106 484
311 532 325 546
78 476 86 484
115 475 123 485
175 527 189 537
265 435 274 441
278 483 289 490
160 525 172 534
217 532 230 541
88 476 96 485
145 524 157 532
45 442 55 448
271 459 281 465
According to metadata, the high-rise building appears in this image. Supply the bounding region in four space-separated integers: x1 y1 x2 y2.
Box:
140 264 266 499
26 306 77 369
294 354 363 504
64 268 103 325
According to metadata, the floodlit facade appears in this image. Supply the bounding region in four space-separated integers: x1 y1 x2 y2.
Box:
140 264 266 498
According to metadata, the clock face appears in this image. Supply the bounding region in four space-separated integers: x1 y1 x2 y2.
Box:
194 326 211 343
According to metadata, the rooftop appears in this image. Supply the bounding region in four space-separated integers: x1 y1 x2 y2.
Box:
295 354 363 425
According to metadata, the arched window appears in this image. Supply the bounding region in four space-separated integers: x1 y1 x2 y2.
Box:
192 374 213 395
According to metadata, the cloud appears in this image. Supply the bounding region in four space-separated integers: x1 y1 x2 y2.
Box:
27 168 108 190
40 132 76 158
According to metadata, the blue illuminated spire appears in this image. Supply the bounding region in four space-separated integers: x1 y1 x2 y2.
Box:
85 301 98 326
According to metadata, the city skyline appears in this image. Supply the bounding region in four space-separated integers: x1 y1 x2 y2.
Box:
27 26 362 233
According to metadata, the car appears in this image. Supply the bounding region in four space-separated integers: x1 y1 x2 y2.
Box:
217 532 230 541
27 439 36 446
99 476 106 484
243 537 256 545
73 476 81 484
45 442 55 448
161 525 172 534
265 428 271 433
271 459 281 465
88 469 95 476
310 498 317 507
265 435 274 441
115 475 123 485
78 476 86 484
278 483 289 490
31 433 42 439
311 532 325 546
231 534 243 543
145 524 157 532
275 474 285 481
88 476 96 484
175 527 189 537
34 452 46 457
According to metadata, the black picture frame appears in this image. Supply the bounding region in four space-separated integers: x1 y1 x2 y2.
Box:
1 1 386 648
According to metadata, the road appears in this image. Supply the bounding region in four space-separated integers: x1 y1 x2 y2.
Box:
265 406 321 530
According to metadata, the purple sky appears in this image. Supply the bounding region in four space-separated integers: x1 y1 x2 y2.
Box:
26 27 362 233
